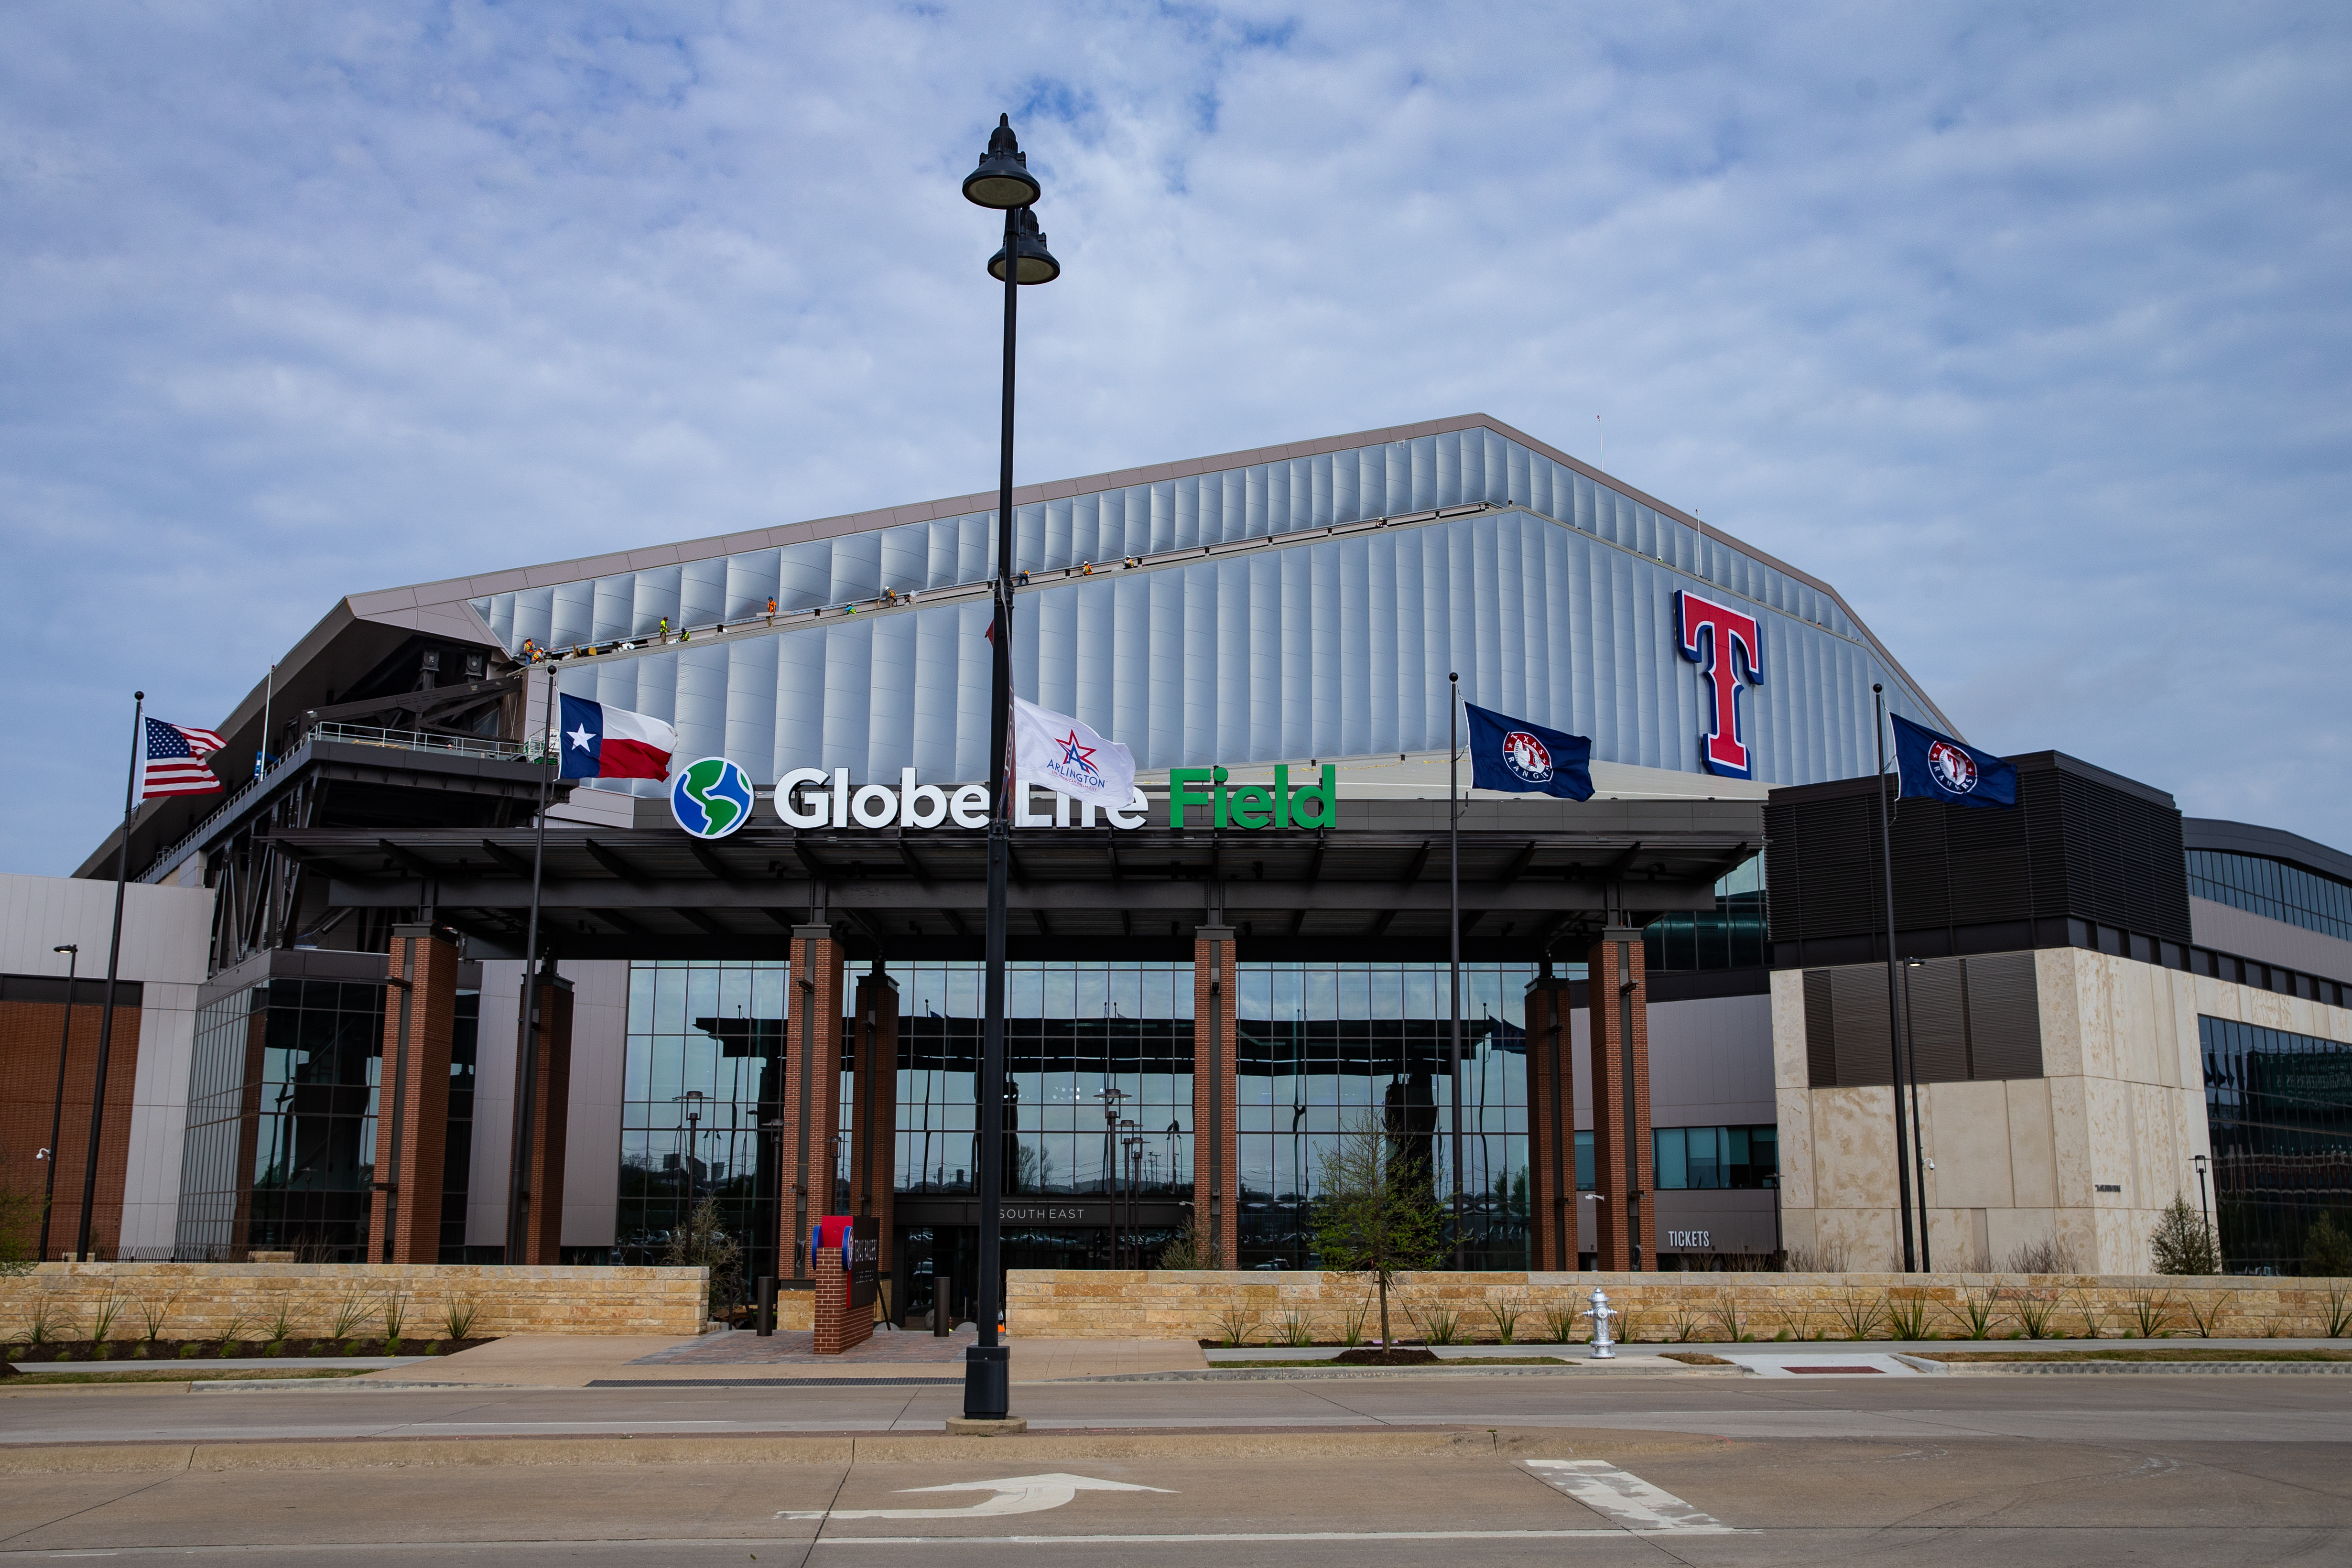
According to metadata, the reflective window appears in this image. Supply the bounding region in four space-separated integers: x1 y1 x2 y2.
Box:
1650 1125 1779 1190
2200 1015 2352 1274
2189 850 2352 944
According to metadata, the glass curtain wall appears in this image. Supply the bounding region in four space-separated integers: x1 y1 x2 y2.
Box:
2200 1015 2352 1273
619 961 789 1290
1236 963 1532 1271
1644 859 1768 973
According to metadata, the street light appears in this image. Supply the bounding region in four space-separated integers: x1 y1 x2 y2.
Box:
1902 957 1929 1271
678 1089 706 1212
2192 1152 2214 1266
962 110 1061 1428
37 944 78 1262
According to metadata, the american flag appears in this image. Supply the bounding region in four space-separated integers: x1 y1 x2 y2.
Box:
143 716 226 798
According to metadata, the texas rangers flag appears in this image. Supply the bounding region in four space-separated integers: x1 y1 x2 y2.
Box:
1891 713 2017 809
1464 702 1593 801
1012 696 1136 811
558 694 677 781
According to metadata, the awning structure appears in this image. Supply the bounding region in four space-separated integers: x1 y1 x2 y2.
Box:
277 795 1763 963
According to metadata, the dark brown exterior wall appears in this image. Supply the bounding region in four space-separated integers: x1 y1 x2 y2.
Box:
1191 928 1238 1268
0 998 142 1259
849 967 899 1285
1523 975 1577 1272
369 929 460 1264
781 928 845 1283
516 975 574 1265
1585 929 1656 1272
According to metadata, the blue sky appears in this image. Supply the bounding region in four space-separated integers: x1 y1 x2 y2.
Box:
4 2 2348 872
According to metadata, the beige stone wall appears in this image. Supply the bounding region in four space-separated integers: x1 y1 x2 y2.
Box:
0 1263 709 1342
1772 953 2352 1276
1006 1268 2351 1342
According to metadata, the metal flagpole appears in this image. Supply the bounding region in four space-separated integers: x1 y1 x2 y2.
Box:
1901 958 1931 1270
505 664 556 1263
1873 684 1917 1272
39 944 78 1261
1448 673 1465 1269
78 693 143 1259
967 194 1019 1425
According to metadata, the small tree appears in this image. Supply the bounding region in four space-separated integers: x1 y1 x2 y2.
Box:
2304 1213 2352 1277
1312 1110 1448 1348
664 1198 745 1314
2149 1193 2220 1276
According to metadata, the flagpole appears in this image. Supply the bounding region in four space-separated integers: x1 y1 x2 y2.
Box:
1873 684 1917 1273
1448 672 1464 1270
77 692 143 1260
505 664 555 1263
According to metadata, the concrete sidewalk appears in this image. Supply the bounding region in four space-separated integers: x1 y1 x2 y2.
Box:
359 1331 1208 1387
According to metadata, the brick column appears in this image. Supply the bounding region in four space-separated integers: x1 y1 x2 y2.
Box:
516 971 574 1265
849 964 900 1295
781 927 846 1283
1191 925 1239 1269
370 925 460 1264
1523 968 1578 1273
812 1236 875 1354
1585 928 1655 1271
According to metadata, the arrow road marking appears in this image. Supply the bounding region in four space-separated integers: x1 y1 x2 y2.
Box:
781 1473 1174 1521
1524 1460 1730 1533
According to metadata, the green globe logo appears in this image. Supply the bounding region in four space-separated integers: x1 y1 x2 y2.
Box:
669 756 755 839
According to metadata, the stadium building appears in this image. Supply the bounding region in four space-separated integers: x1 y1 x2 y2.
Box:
8 413 2350 1306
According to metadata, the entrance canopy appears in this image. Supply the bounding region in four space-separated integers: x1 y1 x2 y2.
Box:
282 795 1761 964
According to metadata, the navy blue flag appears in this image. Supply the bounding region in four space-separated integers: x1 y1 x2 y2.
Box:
1891 713 2017 809
1464 702 1593 801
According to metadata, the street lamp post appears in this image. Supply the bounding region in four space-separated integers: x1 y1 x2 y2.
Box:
1901 956 1930 1271
680 1089 705 1212
961 113 1059 1427
2192 1152 2214 1267
38 944 78 1261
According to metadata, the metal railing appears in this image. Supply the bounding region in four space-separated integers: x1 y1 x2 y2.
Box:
308 721 542 762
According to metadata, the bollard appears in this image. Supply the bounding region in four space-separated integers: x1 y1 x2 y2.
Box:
755 1276 776 1337
932 1275 954 1337
1581 1287 1618 1360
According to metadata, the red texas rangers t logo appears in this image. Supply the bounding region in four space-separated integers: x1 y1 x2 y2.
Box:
1675 589 1764 779
1501 730 1553 784
1927 739 1979 794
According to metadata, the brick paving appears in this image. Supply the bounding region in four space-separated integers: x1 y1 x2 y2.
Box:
630 1325 978 1366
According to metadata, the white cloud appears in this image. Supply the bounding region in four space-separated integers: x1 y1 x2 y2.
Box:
3 0 2348 869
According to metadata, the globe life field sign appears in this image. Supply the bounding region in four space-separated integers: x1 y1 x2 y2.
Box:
658 762 1341 835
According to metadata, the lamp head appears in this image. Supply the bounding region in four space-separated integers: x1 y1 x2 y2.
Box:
987 206 1062 284
963 113 1042 210
54 943 76 955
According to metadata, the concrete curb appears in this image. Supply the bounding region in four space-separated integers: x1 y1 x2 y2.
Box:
1051 1363 1745 1383
0 1428 1711 1473
1920 1360 2352 1375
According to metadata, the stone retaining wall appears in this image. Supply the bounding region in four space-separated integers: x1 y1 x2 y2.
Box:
1006 1269 2352 1342
0 1263 709 1342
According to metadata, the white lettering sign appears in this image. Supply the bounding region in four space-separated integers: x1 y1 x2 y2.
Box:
1665 1230 1711 1249
766 768 1142 832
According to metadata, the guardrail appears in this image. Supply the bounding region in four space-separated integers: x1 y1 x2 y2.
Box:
308 721 542 762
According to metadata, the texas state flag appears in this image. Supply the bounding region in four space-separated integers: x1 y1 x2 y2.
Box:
558 694 677 781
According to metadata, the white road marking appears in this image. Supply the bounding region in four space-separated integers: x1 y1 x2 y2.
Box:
813 1530 1645 1545
1722 1351 1922 1378
781 1473 1173 1521
1524 1459 1731 1532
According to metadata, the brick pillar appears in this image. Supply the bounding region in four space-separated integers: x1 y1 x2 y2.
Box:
850 964 899 1298
370 926 460 1264
1524 969 1578 1273
1191 925 1239 1269
1586 927 1655 1271
517 971 574 1265
812 1236 876 1354
781 927 846 1282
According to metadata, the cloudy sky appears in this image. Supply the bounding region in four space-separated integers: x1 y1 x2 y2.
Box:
5 2 2348 874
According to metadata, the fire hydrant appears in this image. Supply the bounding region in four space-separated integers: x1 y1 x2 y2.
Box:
1581 1287 1617 1360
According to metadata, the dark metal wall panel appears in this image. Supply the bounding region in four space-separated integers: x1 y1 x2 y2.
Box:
1904 958 1970 1084
1962 953 2043 1080
1829 966 1893 1087
1802 970 1836 1088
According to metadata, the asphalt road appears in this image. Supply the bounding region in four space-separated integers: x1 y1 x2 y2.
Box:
3 1372 2348 1564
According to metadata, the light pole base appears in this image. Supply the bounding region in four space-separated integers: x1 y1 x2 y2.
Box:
962 1342 1010 1421
945 1417 1028 1436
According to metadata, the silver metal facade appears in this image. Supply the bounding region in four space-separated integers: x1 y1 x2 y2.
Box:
474 427 1937 793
